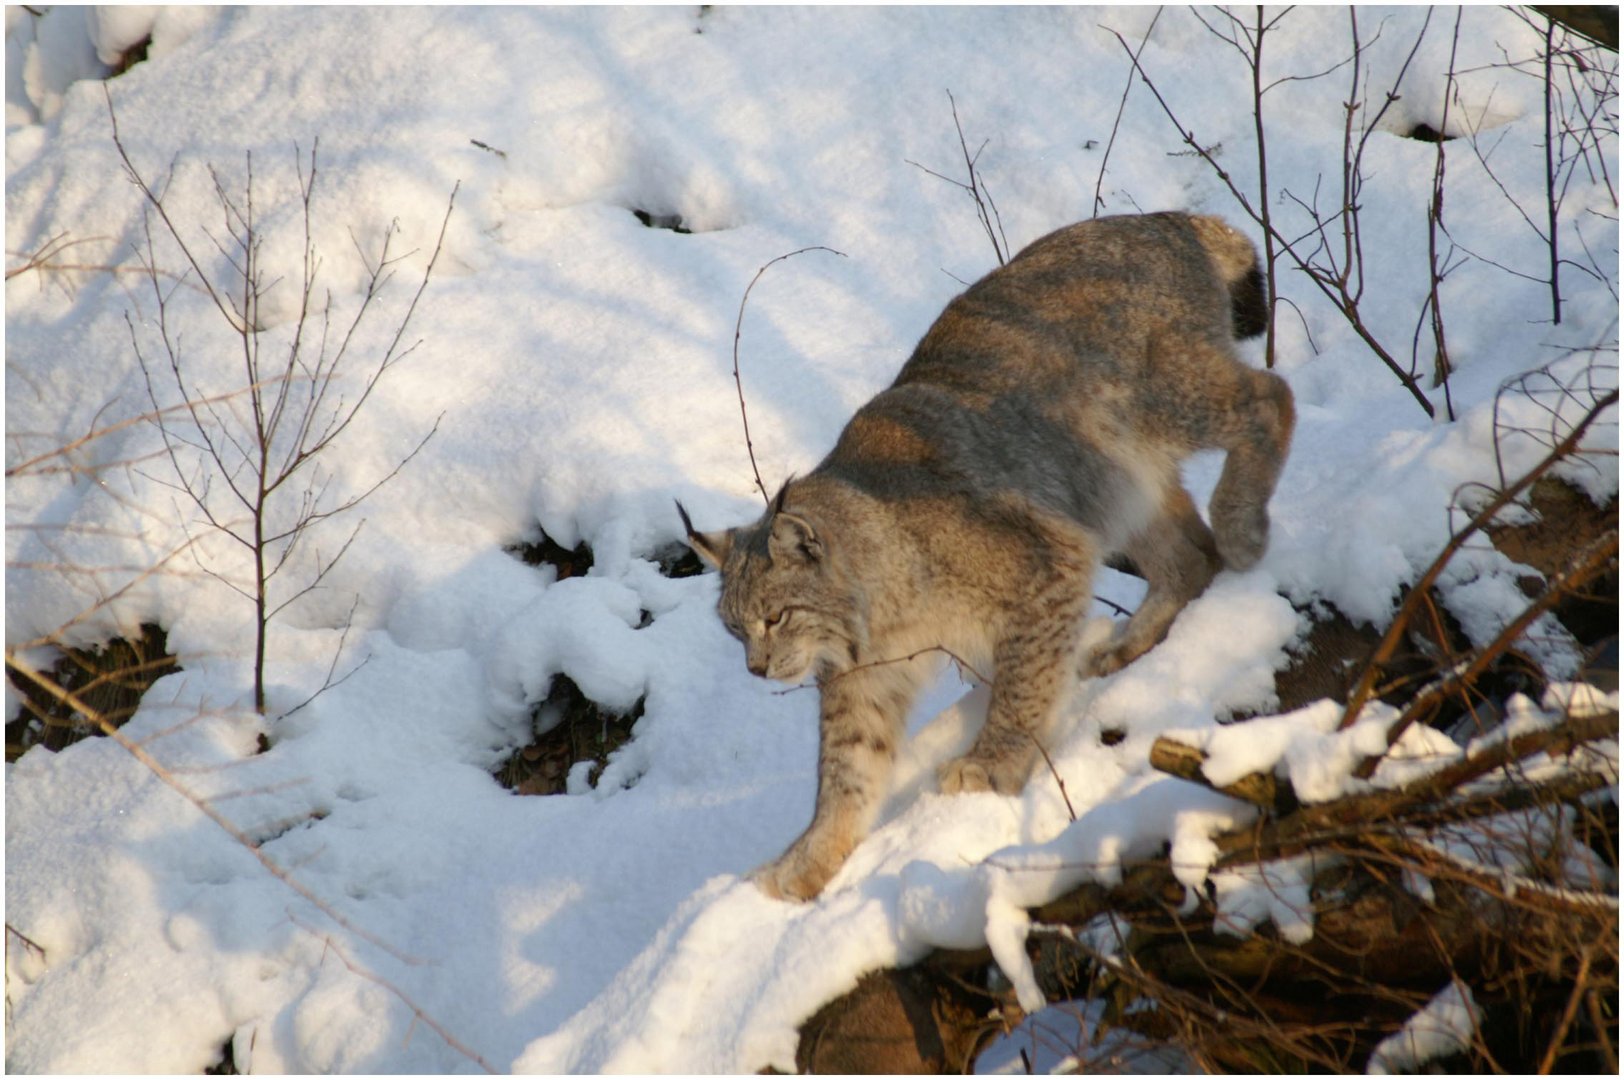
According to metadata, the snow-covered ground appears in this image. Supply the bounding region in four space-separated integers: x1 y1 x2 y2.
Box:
5 6 1616 1073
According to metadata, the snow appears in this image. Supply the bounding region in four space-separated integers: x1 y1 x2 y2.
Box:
1211 854 1323 945
1162 697 1471 803
1367 981 1485 1075
4 5 1617 1074
1459 688 1621 791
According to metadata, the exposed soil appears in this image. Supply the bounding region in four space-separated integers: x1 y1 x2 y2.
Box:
493 526 701 795
6 623 179 762
493 673 645 796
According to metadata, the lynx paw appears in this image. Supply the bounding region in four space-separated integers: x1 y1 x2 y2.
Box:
1084 638 1143 678
1084 643 1129 678
939 757 994 794
1213 505 1269 571
939 755 1028 796
750 841 842 902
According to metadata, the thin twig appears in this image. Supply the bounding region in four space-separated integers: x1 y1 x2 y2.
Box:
1030 733 1077 821
907 90 1009 266
947 90 1008 266
290 913 496 1073
1425 8 1463 420
1543 13 1563 324
7 381 285 479
773 645 991 696
1538 946 1594 1073
1094 8 1163 220
1251 4 1279 370
731 245 848 504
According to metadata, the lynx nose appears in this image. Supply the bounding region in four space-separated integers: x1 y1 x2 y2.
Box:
747 656 768 678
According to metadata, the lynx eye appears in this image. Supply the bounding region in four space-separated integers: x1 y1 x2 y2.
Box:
764 610 788 631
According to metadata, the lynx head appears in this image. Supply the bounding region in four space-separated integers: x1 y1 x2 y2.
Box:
676 483 865 684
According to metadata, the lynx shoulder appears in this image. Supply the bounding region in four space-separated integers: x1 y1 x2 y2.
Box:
680 211 1294 901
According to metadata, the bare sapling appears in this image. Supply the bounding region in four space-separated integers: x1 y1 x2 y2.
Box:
8 409 492 1064
1189 5 1311 370
1448 11 1617 331
1420 8 1464 420
107 89 456 716
1114 10 1442 416
6 96 492 1073
907 89 1010 270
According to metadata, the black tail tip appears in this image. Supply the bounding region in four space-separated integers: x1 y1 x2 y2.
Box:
1230 263 1269 340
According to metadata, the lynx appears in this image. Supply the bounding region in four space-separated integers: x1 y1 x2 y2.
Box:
679 211 1294 901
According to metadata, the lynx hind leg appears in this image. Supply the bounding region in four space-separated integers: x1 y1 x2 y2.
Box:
1209 365 1295 570
1088 485 1220 677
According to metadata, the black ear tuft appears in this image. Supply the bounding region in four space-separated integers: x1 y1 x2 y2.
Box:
770 477 796 516
675 498 732 569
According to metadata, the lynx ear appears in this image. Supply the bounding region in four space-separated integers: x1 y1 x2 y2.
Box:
768 509 823 564
675 499 732 569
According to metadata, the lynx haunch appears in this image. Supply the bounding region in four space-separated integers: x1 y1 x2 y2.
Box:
680 212 1294 901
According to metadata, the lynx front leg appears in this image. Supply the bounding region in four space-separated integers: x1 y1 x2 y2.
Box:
940 564 1091 795
754 666 914 901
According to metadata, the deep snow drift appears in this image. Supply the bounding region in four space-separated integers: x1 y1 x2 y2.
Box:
5 6 1617 1073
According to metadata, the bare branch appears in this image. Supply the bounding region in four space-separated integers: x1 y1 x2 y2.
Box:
731 245 849 504
1094 8 1164 220
1339 386 1618 731
288 913 497 1073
